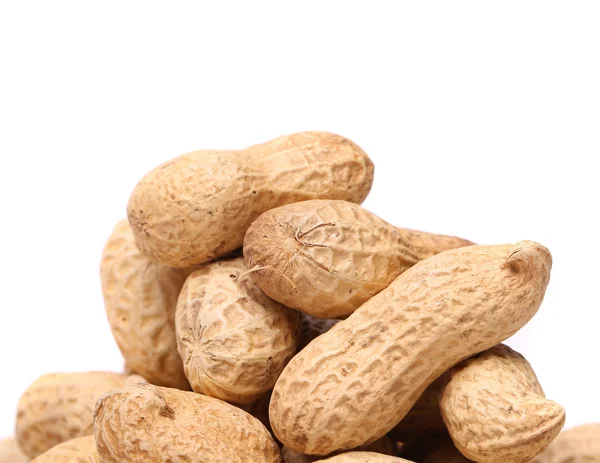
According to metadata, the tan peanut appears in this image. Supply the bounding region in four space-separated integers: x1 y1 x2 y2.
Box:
314 452 412 462
283 436 397 463
31 435 99 463
298 313 340 351
269 241 552 455
175 257 299 403
0 436 27 463
530 423 600 463
127 132 374 268
441 344 565 463
244 199 473 318
100 220 192 389
16 372 140 459
93 382 282 462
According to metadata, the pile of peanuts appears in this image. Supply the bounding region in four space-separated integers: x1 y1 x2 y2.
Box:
2 132 598 463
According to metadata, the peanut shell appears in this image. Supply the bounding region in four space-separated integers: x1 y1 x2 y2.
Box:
314 452 412 462
441 344 565 463
530 423 600 463
100 220 191 389
269 241 552 455
31 435 99 463
93 382 281 462
127 132 374 268
244 200 473 317
176 257 299 403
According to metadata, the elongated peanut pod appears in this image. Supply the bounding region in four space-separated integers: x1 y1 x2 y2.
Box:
175 257 299 403
0 436 27 463
16 372 135 459
269 242 552 455
31 436 99 463
441 344 565 463
314 452 413 462
93 383 282 463
244 200 473 318
101 220 192 389
530 423 600 463
128 132 374 268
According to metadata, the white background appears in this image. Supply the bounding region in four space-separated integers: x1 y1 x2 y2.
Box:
1 1 599 439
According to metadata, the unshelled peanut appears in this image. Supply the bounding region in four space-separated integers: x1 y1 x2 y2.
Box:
441 344 565 463
101 220 191 389
315 452 412 462
175 257 299 403
127 132 374 268
0 436 27 463
31 435 99 463
269 241 551 455
244 199 473 317
93 383 281 462
16 372 141 459
531 423 600 463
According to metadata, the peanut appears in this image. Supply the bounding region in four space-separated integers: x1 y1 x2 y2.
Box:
31 435 99 463
93 382 281 462
127 132 374 268
314 452 412 462
0 436 27 463
244 199 473 318
441 344 565 463
100 220 192 389
530 423 600 463
175 257 299 403
269 241 551 455
15 372 141 459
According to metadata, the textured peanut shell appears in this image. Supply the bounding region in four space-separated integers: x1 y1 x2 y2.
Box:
298 313 340 351
441 344 565 463
31 435 99 463
176 257 299 403
93 383 281 462
283 436 397 463
101 220 191 389
530 423 600 463
16 372 134 459
127 132 374 268
314 452 412 462
269 241 552 455
0 436 27 463
244 200 473 318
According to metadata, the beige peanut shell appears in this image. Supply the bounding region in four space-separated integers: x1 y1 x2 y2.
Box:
244 199 473 318
530 423 600 463
441 344 565 463
127 131 374 268
31 435 99 463
176 257 299 403
269 241 552 455
93 382 282 462
101 220 192 389
16 371 135 459
0 436 27 463
283 435 397 463
314 452 412 462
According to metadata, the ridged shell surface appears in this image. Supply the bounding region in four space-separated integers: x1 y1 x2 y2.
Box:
100 220 191 389
127 132 374 268
441 344 565 463
530 423 600 463
93 383 282 463
176 257 299 403
269 242 552 455
16 372 130 459
244 200 473 318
